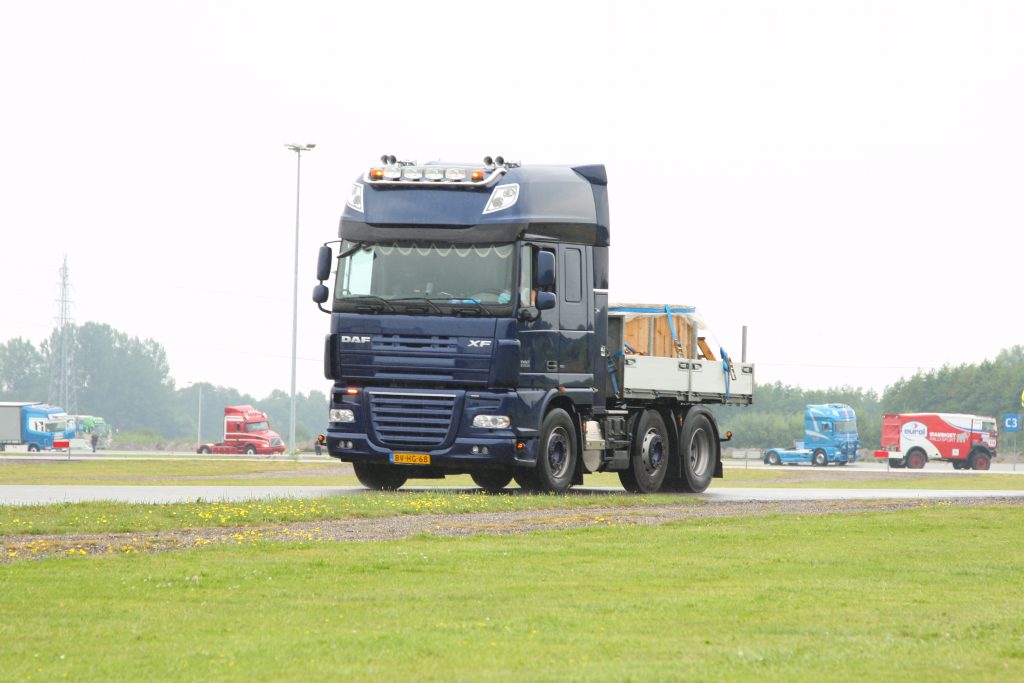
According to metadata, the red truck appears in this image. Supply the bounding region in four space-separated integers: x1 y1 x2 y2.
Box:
196 406 286 455
874 412 998 470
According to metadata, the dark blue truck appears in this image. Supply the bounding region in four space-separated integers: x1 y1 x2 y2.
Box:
312 157 754 493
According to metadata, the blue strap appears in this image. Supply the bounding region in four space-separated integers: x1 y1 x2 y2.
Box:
720 347 732 400
664 304 682 355
606 350 625 395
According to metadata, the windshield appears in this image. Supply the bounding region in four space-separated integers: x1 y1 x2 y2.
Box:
334 241 516 313
834 420 857 433
246 421 270 432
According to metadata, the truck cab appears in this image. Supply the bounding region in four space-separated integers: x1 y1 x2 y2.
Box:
197 405 285 455
764 403 860 466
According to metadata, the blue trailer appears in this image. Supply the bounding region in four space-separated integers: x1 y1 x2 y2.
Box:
0 402 76 452
312 157 755 494
763 403 860 466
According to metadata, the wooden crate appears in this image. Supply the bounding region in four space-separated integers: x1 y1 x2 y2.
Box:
622 312 694 358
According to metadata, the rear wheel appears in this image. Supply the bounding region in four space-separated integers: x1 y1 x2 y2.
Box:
620 410 670 493
906 449 927 469
837 460 848 466
199 446 211 454
534 409 577 494
353 463 408 490
673 412 717 493
812 449 828 467
471 469 514 493
971 452 991 471
766 451 781 466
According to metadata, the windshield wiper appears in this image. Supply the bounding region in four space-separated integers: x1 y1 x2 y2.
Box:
424 297 488 316
390 297 444 315
344 295 396 313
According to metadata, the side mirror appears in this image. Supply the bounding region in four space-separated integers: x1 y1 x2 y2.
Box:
316 246 333 282
535 291 555 311
312 284 329 304
535 251 555 288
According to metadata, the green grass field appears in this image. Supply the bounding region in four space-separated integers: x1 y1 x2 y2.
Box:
2 505 1022 681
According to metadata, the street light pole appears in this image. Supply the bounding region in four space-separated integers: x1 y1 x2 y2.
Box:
285 143 316 456
197 383 203 452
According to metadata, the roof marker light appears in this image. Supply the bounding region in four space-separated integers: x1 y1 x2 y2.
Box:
470 169 485 182
369 168 384 180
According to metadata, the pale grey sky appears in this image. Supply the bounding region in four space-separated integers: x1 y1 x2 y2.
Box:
1 1 1022 399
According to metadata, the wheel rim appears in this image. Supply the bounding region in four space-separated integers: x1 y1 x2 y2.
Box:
689 428 710 476
976 457 989 470
546 427 571 478
910 453 923 468
641 429 665 474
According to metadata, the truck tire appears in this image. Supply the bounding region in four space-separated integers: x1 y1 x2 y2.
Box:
28 444 39 453
812 449 828 467
906 449 926 469
672 411 716 493
766 451 781 466
970 452 991 470
513 467 541 492
534 408 577 494
889 459 906 468
619 409 671 494
199 446 211 455
471 469 514 493
245 445 257 455
353 463 408 490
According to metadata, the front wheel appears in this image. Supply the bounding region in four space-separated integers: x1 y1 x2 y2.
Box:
28 444 39 453
199 446 211 455
535 409 578 494
971 453 991 471
244 445 257 456
353 463 408 490
812 449 828 467
471 469 514 493
766 451 782 466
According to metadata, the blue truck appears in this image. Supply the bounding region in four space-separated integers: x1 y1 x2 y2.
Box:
763 403 860 466
0 402 76 452
311 157 754 493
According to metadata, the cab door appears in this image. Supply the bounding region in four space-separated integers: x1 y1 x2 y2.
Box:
557 244 594 403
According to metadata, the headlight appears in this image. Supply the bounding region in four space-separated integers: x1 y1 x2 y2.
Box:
330 409 355 423
473 415 511 429
483 183 520 214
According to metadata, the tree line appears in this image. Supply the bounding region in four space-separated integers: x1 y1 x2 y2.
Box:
0 322 328 447
1 323 1021 451
716 345 1024 450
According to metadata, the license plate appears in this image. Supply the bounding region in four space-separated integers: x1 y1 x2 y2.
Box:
391 452 431 465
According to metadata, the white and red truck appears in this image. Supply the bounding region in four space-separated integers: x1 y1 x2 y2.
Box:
196 406 286 455
874 413 998 470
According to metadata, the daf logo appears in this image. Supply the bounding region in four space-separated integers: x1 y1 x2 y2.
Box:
340 335 372 344
467 339 492 348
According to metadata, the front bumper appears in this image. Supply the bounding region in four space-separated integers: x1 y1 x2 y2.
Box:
325 431 536 470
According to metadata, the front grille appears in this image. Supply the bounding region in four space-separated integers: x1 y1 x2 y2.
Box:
369 392 456 449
